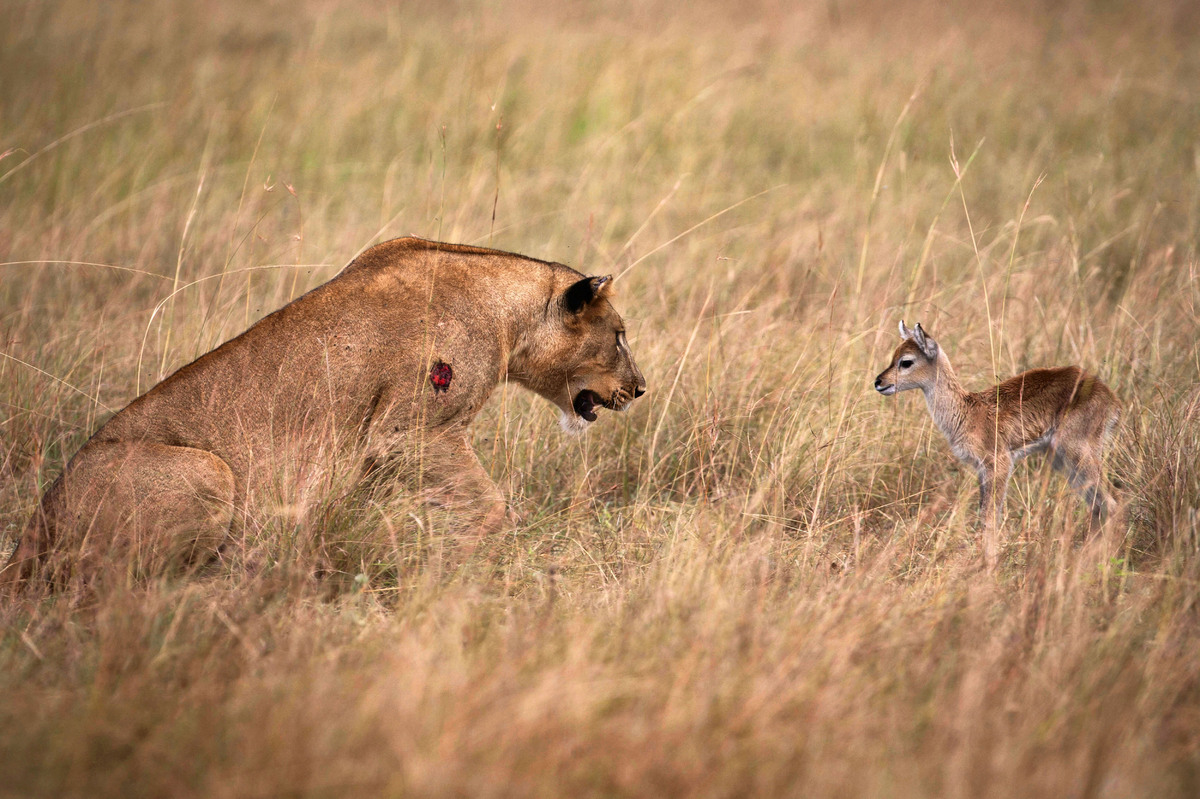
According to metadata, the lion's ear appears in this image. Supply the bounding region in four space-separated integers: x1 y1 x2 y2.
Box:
564 275 613 314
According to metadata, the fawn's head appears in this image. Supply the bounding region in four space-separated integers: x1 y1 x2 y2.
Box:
874 321 940 395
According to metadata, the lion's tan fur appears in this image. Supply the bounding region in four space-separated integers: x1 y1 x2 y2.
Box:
3 237 646 587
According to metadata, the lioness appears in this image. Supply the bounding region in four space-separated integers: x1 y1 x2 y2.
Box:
3 237 646 586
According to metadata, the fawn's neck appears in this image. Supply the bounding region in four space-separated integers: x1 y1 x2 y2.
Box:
921 352 971 449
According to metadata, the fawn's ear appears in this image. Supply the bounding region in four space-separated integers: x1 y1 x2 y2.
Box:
899 320 914 340
912 323 938 360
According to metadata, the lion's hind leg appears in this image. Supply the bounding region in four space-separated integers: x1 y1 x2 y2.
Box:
13 441 236 588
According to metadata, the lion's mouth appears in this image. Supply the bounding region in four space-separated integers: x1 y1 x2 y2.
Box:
573 390 605 422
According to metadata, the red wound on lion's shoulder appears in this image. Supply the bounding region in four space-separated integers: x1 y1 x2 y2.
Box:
429 361 453 392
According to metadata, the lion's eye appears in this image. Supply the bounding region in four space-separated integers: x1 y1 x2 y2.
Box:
899 358 915 369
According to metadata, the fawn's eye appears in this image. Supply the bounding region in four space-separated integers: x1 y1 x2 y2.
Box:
899 358 915 369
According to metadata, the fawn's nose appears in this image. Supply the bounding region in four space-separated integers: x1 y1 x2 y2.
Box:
874 376 883 390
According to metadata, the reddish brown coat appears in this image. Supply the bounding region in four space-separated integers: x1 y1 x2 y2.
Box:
875 322 1119 569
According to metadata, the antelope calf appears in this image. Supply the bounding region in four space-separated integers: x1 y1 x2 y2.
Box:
874 321 1120 568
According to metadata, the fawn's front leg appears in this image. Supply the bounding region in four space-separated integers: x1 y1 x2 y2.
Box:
976 454 1012 571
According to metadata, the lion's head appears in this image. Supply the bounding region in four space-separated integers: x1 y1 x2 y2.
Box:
510 273 646 433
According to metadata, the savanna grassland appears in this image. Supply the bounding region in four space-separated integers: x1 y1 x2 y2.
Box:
2 0 1200 796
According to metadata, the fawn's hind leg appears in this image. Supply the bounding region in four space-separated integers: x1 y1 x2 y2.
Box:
8 440 236 586
1054 404 1119 526
1051 440 1115 526
1051 436 1124 567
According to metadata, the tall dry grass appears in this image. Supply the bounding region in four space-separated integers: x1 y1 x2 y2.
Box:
2 0 1199 796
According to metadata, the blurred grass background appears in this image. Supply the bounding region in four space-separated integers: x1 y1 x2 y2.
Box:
2 0 1199 796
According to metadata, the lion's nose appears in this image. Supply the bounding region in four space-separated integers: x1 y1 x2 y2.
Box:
634 384 646 398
